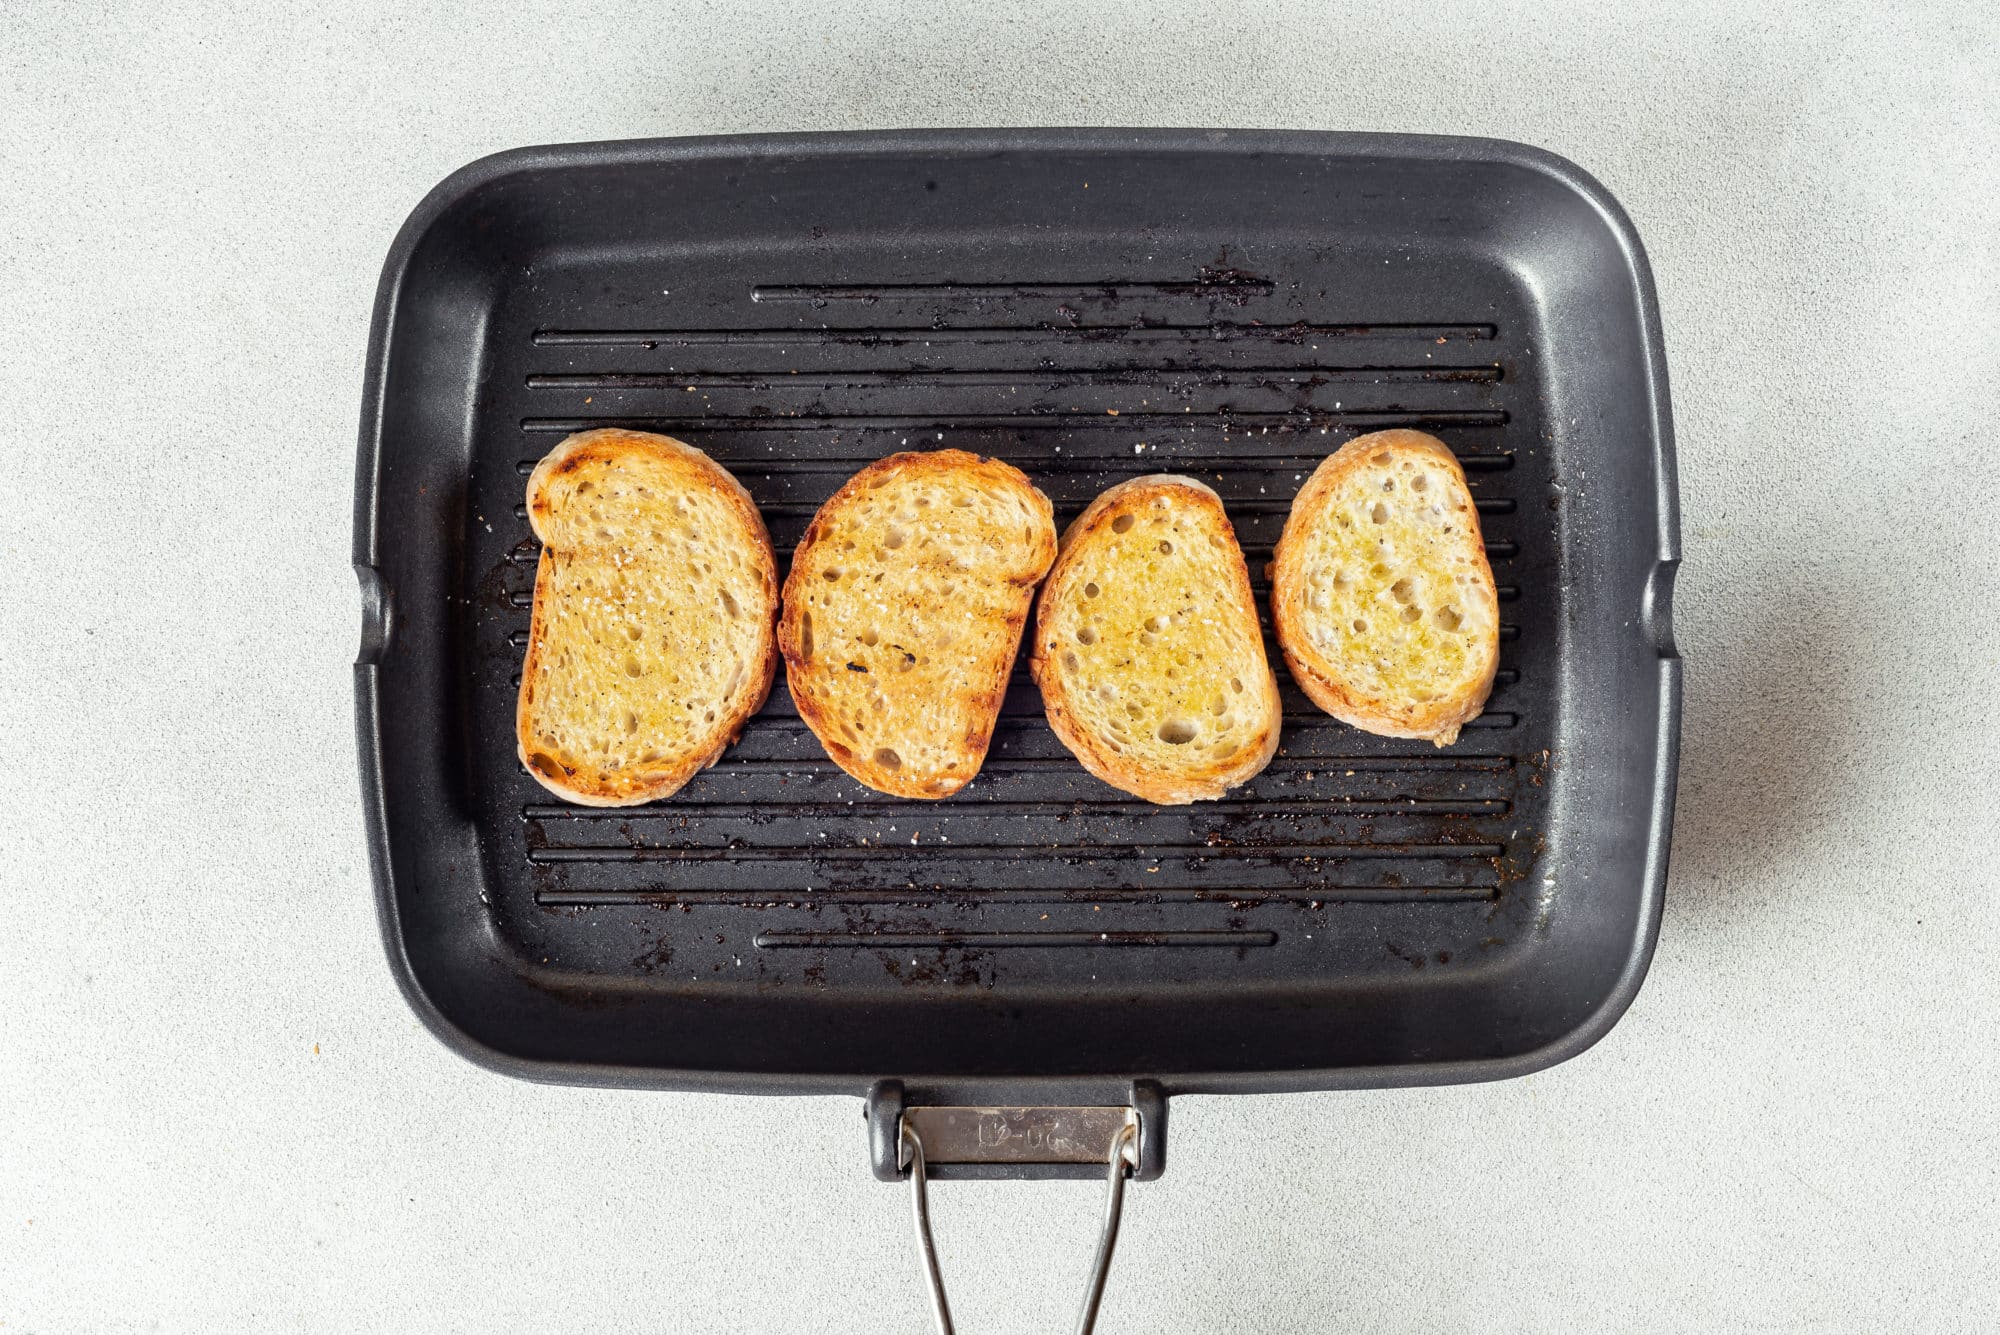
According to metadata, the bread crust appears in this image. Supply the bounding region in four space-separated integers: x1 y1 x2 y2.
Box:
1030 475 1282 805
776 450 1056 798
515 428 779 805
1269 430 1499 746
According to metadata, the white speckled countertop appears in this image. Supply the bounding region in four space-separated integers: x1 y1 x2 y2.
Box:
3 3 1996 1330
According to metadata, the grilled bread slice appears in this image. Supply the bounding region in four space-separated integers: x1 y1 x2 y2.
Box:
516 429 779 805
1270 429 1500 746
777 450 1057 798
1031 476 1282 805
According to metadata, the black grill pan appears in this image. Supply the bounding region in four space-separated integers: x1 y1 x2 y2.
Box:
354 130 1680 1181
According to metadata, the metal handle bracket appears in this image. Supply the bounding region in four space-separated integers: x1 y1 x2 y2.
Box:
892 1100 1143 1335
866 1080 1167 1182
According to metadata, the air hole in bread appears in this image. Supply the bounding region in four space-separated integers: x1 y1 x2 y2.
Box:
1371 563 1389 579
1158 540 1173 555
1084 581 1101 599
1371 452 1389 465
1437 606 1463 631
1144 615 1167 633
822 567 843 581
915 496 931 508
872 747 902 770
1401 605 1422 623
868 475 890 490
1208 695 1227 716
1230 676 1245 694
1371 501 1389 524
528 751 564 779
884 527 907 550
719 588 741 619
1157 719 1198 745
953 495 974 507
639 750 664 765
575 481 594 495
1076 626 1098 645
1391 578 1414 604
623 656 643 677
1112 514 1135 534
621 710 638 734
1412 474 1429 492
860 628 879 647
798 612 815 663
1139 631 1158 647
1382 478 1395 492
626 625 643 641
1352 618 1368 633
1063 651 1081 673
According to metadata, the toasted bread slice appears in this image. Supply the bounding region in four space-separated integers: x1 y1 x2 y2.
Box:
515 429 779 805
1270 429 1500 746
1030 476 1282 805
777 450 1056 798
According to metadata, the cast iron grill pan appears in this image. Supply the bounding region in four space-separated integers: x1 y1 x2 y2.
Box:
356 131 1679 1125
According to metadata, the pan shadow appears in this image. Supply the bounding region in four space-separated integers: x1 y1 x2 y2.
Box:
1664 559 1867 910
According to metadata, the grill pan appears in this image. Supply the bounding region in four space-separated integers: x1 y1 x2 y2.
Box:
355 130 1680 1203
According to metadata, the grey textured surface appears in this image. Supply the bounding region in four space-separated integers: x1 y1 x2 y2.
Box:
3 2 1997 1331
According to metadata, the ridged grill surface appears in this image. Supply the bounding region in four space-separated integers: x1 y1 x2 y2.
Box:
464 280 1549 923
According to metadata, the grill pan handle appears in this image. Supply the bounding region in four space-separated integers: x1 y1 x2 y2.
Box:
866 1081 1165 1335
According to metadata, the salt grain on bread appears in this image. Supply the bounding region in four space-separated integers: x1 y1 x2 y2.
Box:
1269 429 1500 746
516 429 779 805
